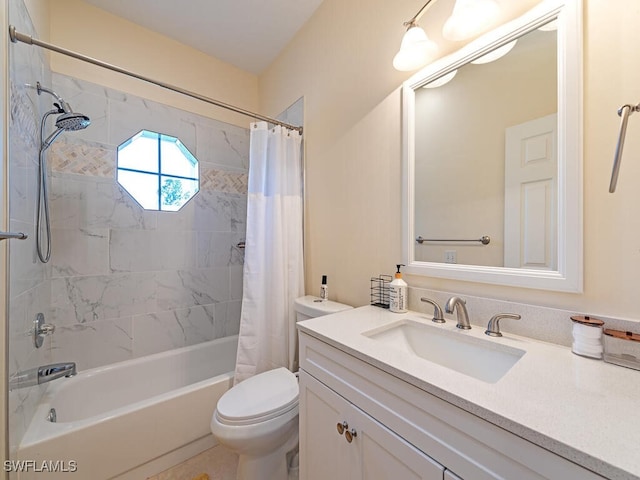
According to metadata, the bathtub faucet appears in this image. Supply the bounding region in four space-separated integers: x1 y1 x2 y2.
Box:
9 362 77 390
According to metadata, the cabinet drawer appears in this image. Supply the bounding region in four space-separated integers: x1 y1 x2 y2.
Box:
300 332 604 480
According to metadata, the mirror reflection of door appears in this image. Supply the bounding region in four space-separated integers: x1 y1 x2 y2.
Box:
504 114 557 269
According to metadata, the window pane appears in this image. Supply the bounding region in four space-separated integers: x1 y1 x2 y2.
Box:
117 131 159 173
118 170 159 209
117 130 200 211
160 176 199 211
160 137 198 179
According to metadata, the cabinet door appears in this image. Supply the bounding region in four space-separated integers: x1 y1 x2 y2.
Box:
299 370 354 480
300 371 445 480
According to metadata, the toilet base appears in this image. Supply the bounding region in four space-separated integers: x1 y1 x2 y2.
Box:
236 429 299 480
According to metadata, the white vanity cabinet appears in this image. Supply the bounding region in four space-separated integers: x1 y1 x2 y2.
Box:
300 371 446 480
298 331 606 480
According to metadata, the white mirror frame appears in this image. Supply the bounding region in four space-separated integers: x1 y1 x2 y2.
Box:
402 0 583 292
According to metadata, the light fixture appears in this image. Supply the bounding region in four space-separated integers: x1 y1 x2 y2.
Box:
422 69 457 88
470 39 517 64
394 0 503 72
393 1 438 72
442 0 501 42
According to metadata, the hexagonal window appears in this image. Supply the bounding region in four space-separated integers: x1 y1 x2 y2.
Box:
117 130 199 211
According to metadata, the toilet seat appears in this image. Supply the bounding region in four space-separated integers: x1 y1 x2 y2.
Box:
216 367 299 426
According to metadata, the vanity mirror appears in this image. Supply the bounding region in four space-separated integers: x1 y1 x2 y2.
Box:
402 0 582 292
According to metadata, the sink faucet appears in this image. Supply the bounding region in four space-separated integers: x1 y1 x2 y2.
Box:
485 313 521 337
9 362 77 390
420 297 445 323
445 296 471 330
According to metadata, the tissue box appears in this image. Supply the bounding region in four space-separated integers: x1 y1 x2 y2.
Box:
603 329 640 371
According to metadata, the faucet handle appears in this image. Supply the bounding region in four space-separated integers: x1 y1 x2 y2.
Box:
33 313 55 348
420 297 445 323
485 313 521 337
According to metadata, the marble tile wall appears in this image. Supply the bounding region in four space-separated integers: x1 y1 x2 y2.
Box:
47 73 249 370
7 0 249 454
7 0 54 458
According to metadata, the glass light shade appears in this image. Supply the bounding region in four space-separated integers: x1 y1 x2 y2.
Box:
422 69 457 88
471 40 517 64
442 0 500 42
393 25 438 71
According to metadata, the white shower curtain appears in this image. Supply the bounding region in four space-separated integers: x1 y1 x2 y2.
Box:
233 121 304 384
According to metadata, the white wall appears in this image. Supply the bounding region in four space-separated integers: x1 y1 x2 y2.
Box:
259 0 640 323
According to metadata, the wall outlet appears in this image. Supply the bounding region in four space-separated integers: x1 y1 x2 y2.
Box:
444 250 457 264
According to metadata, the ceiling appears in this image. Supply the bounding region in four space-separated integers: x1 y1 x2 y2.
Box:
84 0 325 74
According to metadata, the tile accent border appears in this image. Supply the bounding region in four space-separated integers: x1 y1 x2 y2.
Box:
50 140 248 194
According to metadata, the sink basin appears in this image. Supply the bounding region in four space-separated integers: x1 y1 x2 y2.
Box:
362 319 525 383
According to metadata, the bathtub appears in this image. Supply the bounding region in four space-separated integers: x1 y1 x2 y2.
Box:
17 335 238 480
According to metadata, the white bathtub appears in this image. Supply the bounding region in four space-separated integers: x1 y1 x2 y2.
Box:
17 335 238 480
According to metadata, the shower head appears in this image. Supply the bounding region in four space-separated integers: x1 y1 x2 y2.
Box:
36 81 91 149
36 82 90 128
55 112 90 131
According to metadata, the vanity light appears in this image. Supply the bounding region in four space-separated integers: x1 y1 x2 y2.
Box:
394 0 502 72
442 0 501 42
393 0 439 72
422 69 457 88
470 39 517 64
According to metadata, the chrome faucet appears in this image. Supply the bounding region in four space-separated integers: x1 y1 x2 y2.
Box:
9 362 76 390
485 313 521 337
445 296 471 330
420 297 445 323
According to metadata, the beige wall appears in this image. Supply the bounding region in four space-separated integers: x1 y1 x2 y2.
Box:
260 0 640 323
20 0 640 321
45 0 258 128
23 0 48 41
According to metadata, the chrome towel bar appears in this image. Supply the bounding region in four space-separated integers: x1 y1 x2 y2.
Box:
416 235 490 245
0 231 28 241
610 102 640 193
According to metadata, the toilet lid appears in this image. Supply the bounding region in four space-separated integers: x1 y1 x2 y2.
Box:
216 368 299 424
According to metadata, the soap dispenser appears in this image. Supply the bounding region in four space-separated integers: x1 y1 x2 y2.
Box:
389 264 408 313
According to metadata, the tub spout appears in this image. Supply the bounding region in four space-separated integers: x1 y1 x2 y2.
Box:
40 362 77 381
9 362 76 390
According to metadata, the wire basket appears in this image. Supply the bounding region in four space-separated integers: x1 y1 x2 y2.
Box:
370 275 392 309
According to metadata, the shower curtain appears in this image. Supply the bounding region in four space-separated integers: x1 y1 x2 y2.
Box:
234 121 304 384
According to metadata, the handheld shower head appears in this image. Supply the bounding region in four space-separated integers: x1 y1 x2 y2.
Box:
35 81 91 264
36 82 91 131
55 112 91 131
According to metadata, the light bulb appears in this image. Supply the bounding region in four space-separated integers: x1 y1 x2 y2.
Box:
393 25 438 71
442 0 500 42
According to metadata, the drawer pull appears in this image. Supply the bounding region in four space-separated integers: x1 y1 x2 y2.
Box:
345 428 357 443
336 421 348 435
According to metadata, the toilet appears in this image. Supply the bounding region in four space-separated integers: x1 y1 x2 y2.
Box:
210 295 353 480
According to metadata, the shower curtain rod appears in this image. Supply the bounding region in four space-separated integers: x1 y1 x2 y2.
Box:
8 25 303 133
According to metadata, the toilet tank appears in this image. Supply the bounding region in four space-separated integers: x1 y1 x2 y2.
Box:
294 295 353 322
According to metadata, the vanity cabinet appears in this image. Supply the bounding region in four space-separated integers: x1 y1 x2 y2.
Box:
298 331 605 480
300 371 446 479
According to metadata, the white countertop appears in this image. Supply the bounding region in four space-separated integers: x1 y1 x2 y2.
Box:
297 305 640 480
